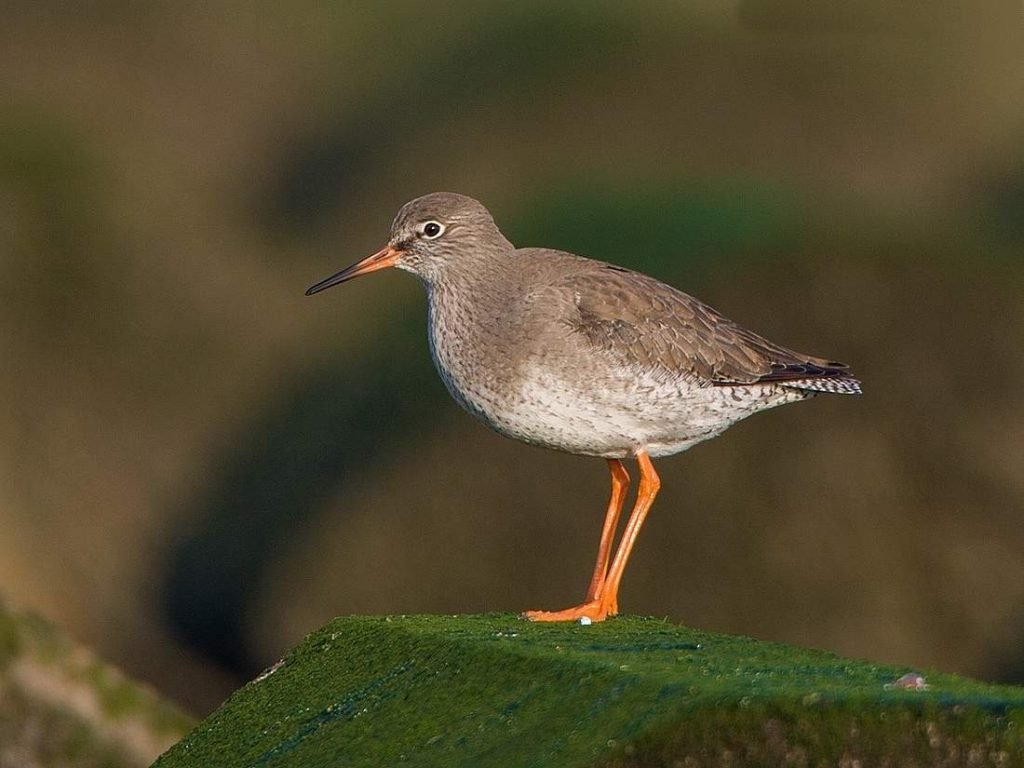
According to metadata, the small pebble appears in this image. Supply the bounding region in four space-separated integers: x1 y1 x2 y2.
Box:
578 616 592 626
886 672 928 690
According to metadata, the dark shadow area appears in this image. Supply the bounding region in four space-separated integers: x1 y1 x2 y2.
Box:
979 165 1024 245
991 601 1024 687
162 309 443 675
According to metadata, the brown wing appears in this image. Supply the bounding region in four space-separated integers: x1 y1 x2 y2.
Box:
559 264 857 390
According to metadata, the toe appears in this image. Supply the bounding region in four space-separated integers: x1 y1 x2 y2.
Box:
521 601 612 623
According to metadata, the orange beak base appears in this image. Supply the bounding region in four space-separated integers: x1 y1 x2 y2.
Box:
305 246 400 296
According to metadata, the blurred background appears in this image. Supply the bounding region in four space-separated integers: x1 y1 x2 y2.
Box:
1 1 1022 717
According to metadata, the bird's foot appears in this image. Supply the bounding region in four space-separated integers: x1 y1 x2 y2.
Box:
521 598 617 623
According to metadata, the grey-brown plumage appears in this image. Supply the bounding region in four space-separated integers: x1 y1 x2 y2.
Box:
540 259 860 393
306 192 861 622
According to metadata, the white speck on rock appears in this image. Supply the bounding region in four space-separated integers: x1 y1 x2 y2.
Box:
885 672 929 690
253 658 285 683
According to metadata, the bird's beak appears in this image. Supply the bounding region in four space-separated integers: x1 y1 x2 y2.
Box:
305 245 401 296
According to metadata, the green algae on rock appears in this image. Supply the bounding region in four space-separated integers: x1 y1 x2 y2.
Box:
155 615 1024 767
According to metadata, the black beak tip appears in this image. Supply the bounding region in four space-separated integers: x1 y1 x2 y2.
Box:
305 272 347 296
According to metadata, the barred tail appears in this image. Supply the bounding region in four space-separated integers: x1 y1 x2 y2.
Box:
783 375 863 395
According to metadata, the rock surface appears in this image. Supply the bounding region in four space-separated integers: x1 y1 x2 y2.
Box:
154 615 1024 767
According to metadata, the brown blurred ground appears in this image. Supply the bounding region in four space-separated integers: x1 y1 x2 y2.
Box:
1 2 1022 715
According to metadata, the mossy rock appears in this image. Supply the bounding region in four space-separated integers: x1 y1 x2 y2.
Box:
0 599 194 768
155 615 1024 767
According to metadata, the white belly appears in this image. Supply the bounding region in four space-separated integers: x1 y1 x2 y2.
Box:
450 361 801 459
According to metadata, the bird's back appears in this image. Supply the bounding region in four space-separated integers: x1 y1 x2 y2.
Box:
514 248 860 390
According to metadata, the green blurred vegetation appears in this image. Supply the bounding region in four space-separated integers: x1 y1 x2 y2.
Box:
0 598 194 767
510 179 807 278
0 1 1022 721
155 615 1024 767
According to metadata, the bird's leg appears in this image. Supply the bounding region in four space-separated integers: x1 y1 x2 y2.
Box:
521 459 628 622
523 452 659 623
585 459 631 601
598 451 660 616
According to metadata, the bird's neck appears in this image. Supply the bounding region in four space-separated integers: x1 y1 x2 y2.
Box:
422 251 520 319
422 252 525 390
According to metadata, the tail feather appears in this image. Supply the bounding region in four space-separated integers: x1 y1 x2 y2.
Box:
783 375 863 395
755 360 863 396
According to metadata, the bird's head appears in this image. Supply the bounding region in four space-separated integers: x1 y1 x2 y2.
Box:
305 192 511 295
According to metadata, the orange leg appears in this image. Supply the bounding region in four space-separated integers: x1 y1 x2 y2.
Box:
524 451 660 623
599 451 660 616
584 459 631 601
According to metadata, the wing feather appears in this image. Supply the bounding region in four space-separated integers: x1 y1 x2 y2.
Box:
558 265 860 393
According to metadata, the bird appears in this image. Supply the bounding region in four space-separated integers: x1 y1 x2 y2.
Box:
306 192 861 623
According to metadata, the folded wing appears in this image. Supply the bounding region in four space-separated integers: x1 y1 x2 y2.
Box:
560 265 862 395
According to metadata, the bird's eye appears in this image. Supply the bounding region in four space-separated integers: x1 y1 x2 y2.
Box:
420 221 445 239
